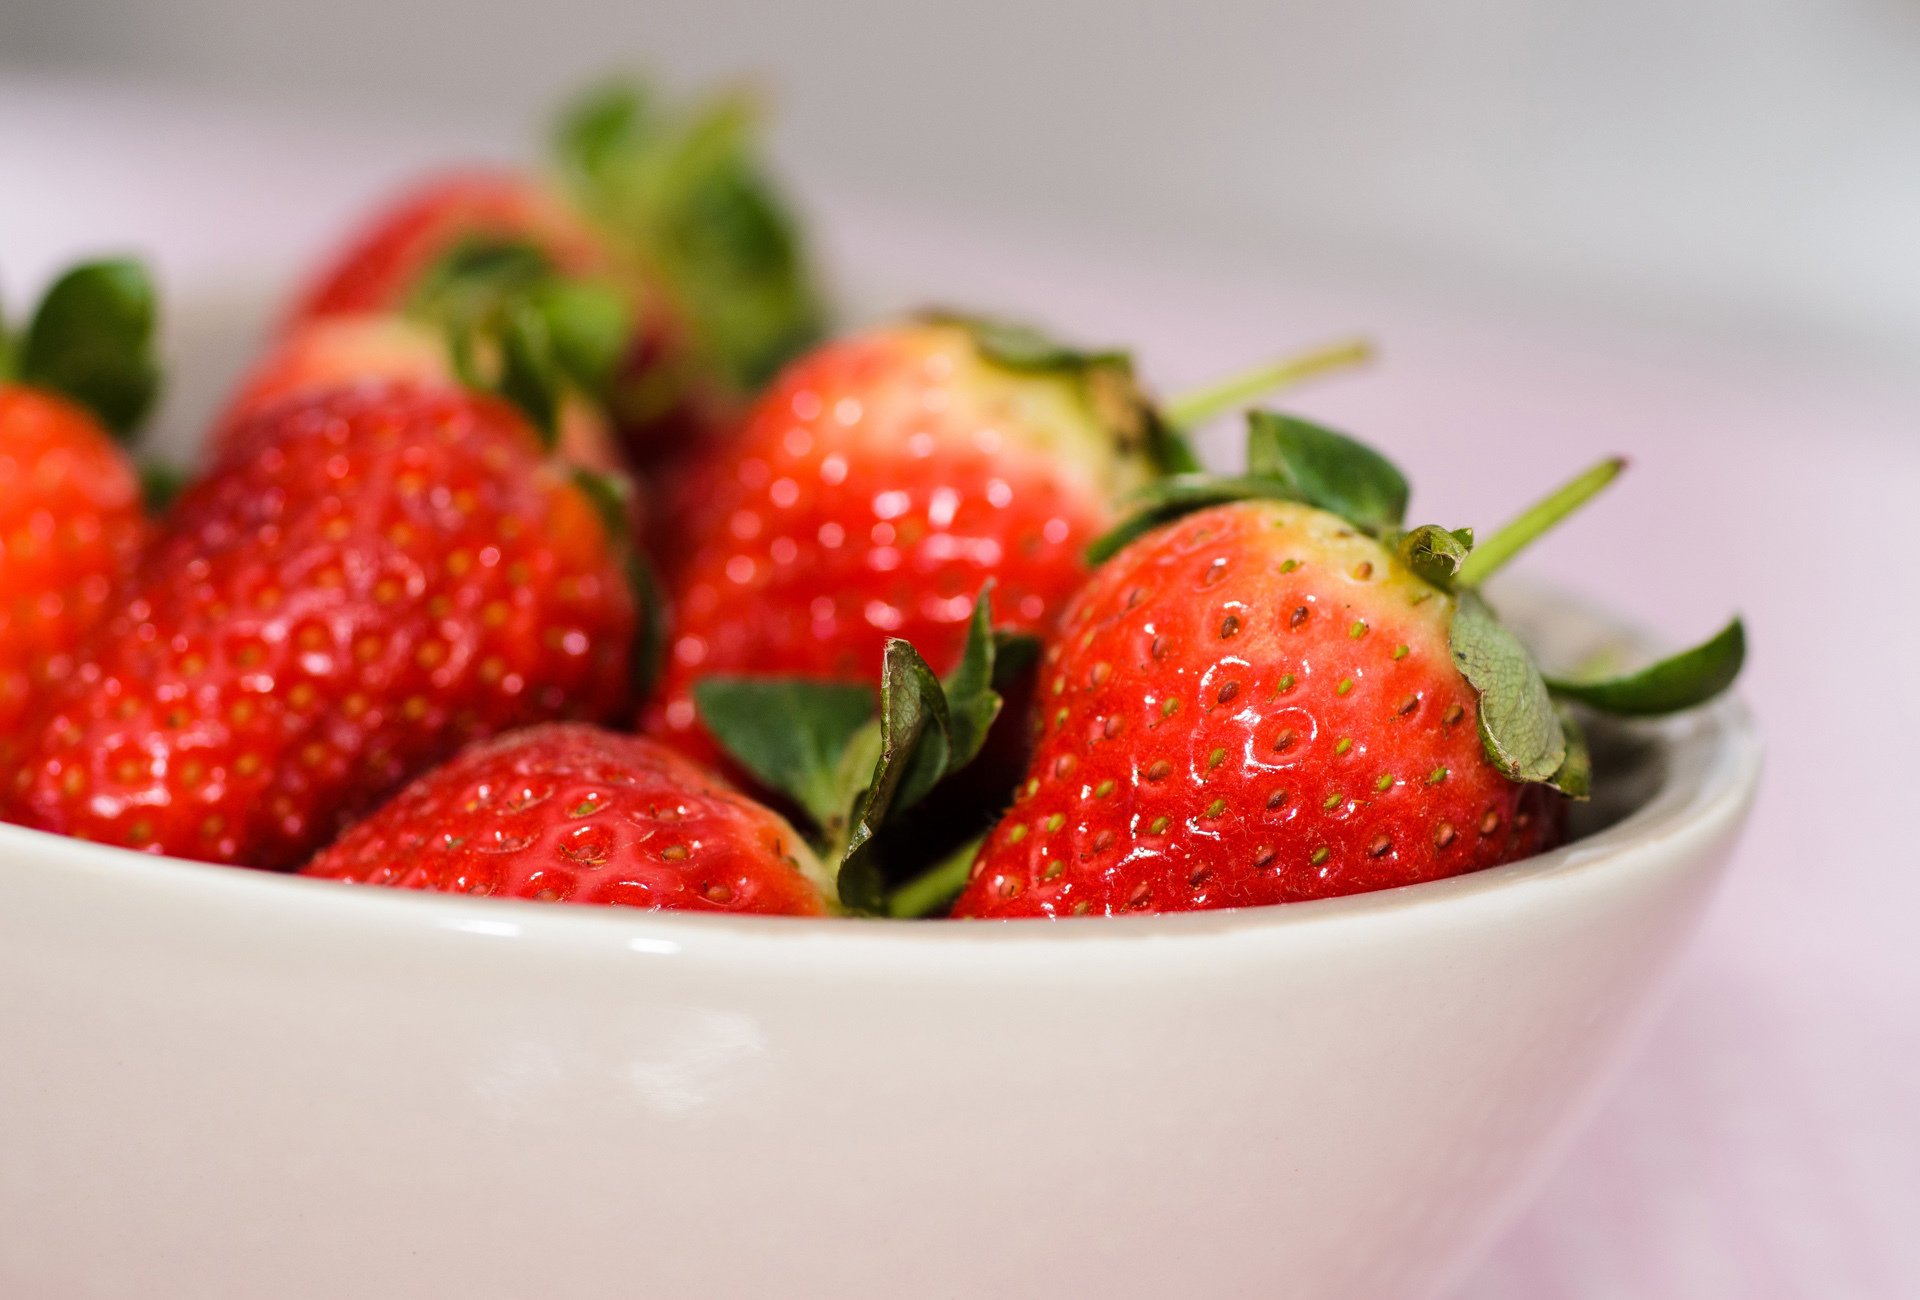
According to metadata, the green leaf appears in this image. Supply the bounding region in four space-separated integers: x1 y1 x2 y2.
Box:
937 589 1005 772
1546 617 1745 717
1546 703 1592 800
924 310 1130 375
1398 524 1475 588
696 587 1015 914
837 640 953 913
556 80 659 186
1449 591 1566 784
410 236 632 442
876 641 956 817
532 280 632 399
1087 473 1305 565
18 259 160 438
491 306 563 441
555 77 828 392
408 238 555 319
694 677 879 828
1245 411 1409 533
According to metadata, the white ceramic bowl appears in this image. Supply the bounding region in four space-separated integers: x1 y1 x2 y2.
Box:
0 587 1757 1300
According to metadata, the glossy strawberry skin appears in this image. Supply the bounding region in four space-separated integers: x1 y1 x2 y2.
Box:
286 172 611 324
954 500 1565 918
0 386 147 739
1 383 637 870
646 321 1156 766
303 723 830 916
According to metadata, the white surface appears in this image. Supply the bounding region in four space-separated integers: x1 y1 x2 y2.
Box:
2 81 1915 1297
0 593 1758 1298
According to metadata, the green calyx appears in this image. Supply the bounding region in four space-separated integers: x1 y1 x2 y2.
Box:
693 584 1026 914
0 259 160 439
924 309 1195 476
930 314 1377 487
554 77 828 394
408 237 632 446
1088 410 1746 798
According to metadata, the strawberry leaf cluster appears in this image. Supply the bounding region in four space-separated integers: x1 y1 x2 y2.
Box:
695 586 1029 913
556 79 828 393
1092 410 1745 798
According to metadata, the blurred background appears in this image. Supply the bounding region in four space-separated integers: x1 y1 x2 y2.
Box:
6 0 1919 359
3 2 1915 1297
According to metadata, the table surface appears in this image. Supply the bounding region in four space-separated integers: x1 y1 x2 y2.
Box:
4 75 1915 1300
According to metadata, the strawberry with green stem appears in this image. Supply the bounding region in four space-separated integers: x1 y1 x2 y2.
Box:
222 237 637 477
0 260 160 742
929 412 1741 918
645 315 1370 771
2 382 642 869
285 77 827 466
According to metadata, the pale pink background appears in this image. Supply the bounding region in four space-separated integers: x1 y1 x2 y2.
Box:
3 79 1914 1298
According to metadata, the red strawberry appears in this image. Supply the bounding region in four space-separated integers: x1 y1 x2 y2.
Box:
645 318 1176 767
646 319 1364 771
287 171 611 325
0 260 159 741
1 382 640 869
302 723 832 915
216 314 627 478
0 388 147 736
951 414 1743 917
284 79 830 467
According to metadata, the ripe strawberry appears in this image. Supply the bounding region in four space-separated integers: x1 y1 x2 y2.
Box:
645 318 1362 770
644 319 1166 769
287 171 612 324
217 313 627 478
1 382 639 869
302 723 832 915
285 79 829 466
951 414 1743 917
0 260 159 741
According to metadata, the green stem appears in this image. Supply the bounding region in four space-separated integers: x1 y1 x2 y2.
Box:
1161 336 1374 429
1456 457 1626 588
885 836 985 919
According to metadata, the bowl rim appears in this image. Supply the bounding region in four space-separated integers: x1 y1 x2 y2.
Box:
0 583 1762 960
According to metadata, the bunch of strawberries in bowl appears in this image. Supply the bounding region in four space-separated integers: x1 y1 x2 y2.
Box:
0 78 1743 923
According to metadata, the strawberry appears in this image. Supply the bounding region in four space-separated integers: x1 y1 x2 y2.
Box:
949 413 1744 918
286 78 828 466
1 382 640 869
646 317 1365 770
222 280 629 479
0 260 159 740
286 171 611 325
302 723 832 916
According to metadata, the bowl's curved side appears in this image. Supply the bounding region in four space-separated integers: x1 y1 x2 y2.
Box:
0 687 1758 1299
